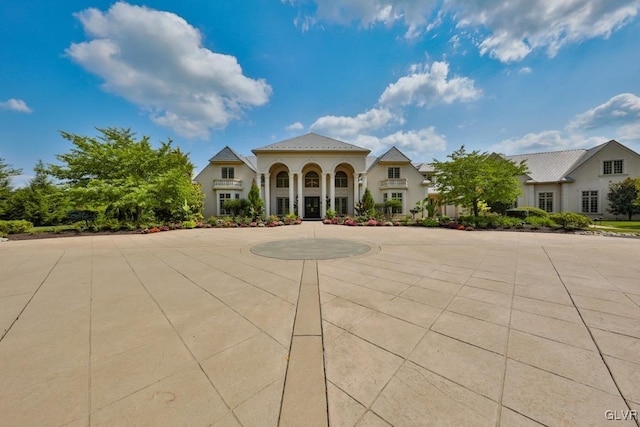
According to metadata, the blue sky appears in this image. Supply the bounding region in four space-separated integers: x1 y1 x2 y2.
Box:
2 1 640 186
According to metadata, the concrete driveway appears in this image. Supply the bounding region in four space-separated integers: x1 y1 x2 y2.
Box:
1 223 639 426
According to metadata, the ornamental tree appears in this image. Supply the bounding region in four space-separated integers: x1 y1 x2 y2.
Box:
48 127 202 224
607 177 640 220
432 146 528 217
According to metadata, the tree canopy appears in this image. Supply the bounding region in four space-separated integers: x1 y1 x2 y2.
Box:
48 127 203 224
607 177 640 220
0 158 22 217
432 146 528 217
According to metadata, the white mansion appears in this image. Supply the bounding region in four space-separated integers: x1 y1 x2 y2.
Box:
195 133 640 220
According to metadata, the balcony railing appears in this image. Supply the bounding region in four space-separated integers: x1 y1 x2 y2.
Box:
213 179 243 189
380 178 408 189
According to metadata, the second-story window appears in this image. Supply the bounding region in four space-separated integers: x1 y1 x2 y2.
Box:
335 171 348 188
276 171 289 188
305 171 319 188
388 167 400 179
222 167 235 179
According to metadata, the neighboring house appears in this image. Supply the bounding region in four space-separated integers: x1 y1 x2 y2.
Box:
505 140 640 219
195 135 640 220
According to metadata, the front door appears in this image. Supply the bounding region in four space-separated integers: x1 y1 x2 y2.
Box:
304 197 320 218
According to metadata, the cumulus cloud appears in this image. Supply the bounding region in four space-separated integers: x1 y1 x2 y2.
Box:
0 98 32 113
451 0 639 62
379 61 482 107
491 130 605 154
568 93 640 131
491 93 640 154
285 122 304 131
309 108 403 137
66 2 271 138
285 0 639 62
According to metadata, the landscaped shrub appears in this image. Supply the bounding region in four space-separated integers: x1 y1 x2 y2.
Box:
0 219 34 235
506 207 549 218
499 216 523 229
421 218 439 227
549 212 591 230
181 220 197 229
524 216 558 229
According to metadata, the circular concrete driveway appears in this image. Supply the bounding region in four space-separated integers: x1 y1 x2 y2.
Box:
1 222 639 426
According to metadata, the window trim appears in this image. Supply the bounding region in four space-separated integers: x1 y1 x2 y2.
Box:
335 171 348 188
581 190 598 214
276 171 289 188
387 167 400 179
221 167 235 179
537 191 554 213
305 171 320 188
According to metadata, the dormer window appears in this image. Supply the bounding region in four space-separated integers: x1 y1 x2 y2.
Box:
222 167 235 179
388 167 400 179
603 160 623 175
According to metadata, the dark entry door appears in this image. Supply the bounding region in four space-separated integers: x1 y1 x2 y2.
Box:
304 197 320 218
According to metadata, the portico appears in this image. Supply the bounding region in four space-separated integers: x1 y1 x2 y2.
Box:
252 134 370 219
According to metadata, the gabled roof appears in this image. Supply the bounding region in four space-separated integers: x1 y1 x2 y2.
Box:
209 146 244 162
376 146 412 163
505 149 587 183
566 140 640 175
209 146 256 171
252 133 370 153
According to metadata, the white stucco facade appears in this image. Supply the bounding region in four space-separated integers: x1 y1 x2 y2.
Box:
195 135 640 220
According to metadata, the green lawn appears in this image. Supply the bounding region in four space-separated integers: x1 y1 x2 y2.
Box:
29 225 78 233
592 221 640 234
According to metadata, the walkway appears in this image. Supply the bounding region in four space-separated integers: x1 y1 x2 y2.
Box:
1 223 639 426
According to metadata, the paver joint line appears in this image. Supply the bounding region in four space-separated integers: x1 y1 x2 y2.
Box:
279 260 328 426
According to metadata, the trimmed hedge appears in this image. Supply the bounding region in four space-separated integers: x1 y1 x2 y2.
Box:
0 219 34 235
549 212 591 230
506 207 550 218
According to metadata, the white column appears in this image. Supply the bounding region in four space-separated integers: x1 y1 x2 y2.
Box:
329 172 335 213
560 182 570 213
257 173 263 199
288 172 294 215
321 172 328 218
362 174 368 191
297 172 303 217
402 190 407 214
353 173 359 212
264 173 271 216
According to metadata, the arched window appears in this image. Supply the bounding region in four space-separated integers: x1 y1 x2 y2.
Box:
305 171 319 188
335 171 348 188
276 171 289 188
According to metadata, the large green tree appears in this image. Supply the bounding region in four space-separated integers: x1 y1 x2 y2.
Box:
432 146 528 217
5 160 70 225
607 177 640 220
0 158 22 218
48 127 202 224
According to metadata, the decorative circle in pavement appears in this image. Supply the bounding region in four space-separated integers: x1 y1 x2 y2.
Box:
250 238 372 260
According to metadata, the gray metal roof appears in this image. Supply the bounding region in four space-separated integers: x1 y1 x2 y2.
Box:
252 133 370 153
209 146 245 162
377 146 412 163
505 149 587 183
209 146 256 171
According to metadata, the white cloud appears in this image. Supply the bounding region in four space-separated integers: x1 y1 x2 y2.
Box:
286 0 639 62
519 67 532 75
568 93 640 131
379 61 482 107
0 98 32 113
450 0 639 62
66 2 271 138
334 127 447 159
309 108 402 137
286 122 304 131
491 130 606 154
491 93 640 154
